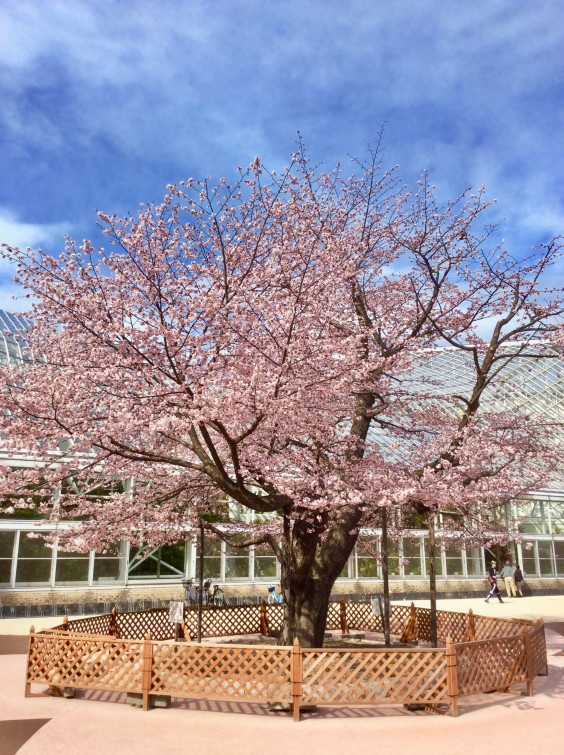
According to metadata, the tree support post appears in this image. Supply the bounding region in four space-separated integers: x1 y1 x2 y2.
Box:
197 522 204 643
381 509 391 646
427 514 438 647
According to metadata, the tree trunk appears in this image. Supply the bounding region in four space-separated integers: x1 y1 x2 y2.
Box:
427 514 438 647
278 511 359 647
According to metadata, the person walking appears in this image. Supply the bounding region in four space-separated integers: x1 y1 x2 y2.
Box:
485 560 504 603
514 563 524 596
500 560 517 597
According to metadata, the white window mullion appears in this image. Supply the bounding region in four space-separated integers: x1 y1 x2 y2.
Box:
10 530 19 588
88 550 94 586
50 540 57 587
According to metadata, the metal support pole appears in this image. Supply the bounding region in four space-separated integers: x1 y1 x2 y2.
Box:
197 522 204 642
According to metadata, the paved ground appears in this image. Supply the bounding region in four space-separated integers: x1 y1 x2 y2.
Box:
0 596 563 755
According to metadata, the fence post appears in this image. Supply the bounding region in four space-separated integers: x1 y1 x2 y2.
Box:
445 636 459 717
465 609 476 641
400 602 417 644
339 600 349 634
24 625 34 697
63 615 68 631
109 607 117 638
524 631 534 696
260 600 270 636
142 632 153 711
538 618 548 676
291 638 302 722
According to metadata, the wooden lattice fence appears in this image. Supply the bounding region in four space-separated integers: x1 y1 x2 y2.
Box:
25 601 548 720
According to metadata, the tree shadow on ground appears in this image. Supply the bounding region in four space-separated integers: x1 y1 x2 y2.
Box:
0 719 50 755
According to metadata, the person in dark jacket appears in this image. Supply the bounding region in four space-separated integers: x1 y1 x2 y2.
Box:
485 560 504 603
514 563 524 596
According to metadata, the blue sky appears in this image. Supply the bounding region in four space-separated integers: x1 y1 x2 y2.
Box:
0 0 563 310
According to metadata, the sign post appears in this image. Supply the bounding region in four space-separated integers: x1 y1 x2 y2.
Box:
169 600 184 641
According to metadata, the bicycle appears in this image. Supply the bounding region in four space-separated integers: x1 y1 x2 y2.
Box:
183 578 226 606
267 584 283 604
210 584 226 606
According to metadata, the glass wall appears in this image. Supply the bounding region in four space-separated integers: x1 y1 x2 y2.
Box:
202 538 222 579
466 548 485 577
224 547 250 580
356 536 379 578
0 531 15 585
2 496 564 588
403 538 423 577
555 541 564 577
54 547 90 585
254 546 277 579
128 544 184 580
444 544 464 578
537 541 554 576
15 533 52 585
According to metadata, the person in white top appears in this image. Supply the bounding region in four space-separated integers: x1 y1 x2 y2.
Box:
500 560 517 597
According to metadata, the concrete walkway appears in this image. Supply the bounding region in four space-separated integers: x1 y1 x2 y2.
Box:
1 596 563 755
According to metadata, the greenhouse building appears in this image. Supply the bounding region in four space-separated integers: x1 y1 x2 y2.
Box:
1 309 564 613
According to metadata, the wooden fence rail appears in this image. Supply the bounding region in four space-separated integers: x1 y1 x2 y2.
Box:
25 601 547 720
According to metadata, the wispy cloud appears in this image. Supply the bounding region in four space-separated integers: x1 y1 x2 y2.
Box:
0 208 71 250
0 207 71 312
0 1 561 261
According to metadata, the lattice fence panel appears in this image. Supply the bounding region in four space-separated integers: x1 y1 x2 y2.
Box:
182 604 262 638
414 608 431 641
342 602 411 635
151 642 292 702
389 604 412 635
116 608 174 641
471 615 533 642
264 604 284 632
529 623 547 677
50 614 113 635
26 633 144 692
343 602 381 632
326 602 342 631
301 648 448 705
437 610 470 643
455 635 529 696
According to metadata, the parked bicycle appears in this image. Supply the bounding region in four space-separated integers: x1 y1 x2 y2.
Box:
182 578 226 606
209 582 226 606
267 584 283 604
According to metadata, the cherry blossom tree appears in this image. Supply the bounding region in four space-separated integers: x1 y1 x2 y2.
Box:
1 142 563 646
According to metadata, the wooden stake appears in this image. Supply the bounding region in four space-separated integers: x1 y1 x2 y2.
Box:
339 600 349 634
291 638 302 722
142 632 153 711
445 636 459 717
24 625 34 697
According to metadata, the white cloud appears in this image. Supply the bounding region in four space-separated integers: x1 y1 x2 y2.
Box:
0 208 70 250
0 277 32 314
0 209 70 309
